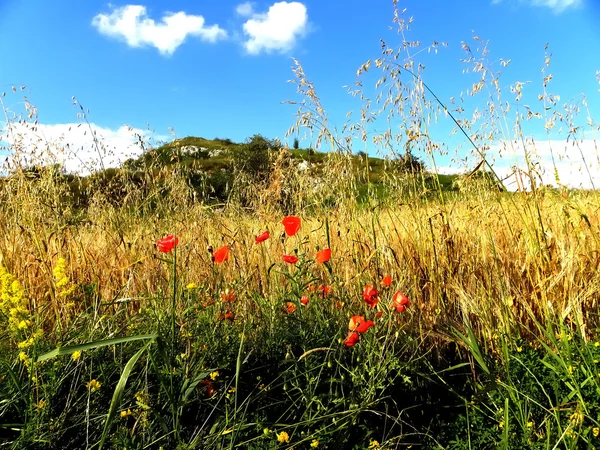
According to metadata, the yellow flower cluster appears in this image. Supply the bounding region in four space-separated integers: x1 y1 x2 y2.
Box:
53 258 76 298
1 266 30 334
0 266 42 350
276 431 289 443
86 379 101 392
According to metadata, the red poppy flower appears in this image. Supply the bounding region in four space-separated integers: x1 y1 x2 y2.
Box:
317 285 331 297
344 331 360 347
315 248 331 264
282 254 299 264
285 302 297 314
349 315 365 332
382 275 392 287
300 295 309 306
363 284 379 308
374 311 383 319
213 245 229 263
218 311 235 321
156 234 178 253
221 289 236 302
357 320 375 333
200 380 216 397
308 284 316 292
392 291 410 312
282 216 301 236
255 230 270 244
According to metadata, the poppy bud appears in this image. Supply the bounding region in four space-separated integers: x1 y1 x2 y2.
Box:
280 232 286 244
207 245 213 254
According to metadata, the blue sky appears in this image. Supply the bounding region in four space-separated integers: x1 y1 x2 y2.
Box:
1 0 599 186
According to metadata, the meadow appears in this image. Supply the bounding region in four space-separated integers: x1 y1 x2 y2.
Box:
2 8 600 449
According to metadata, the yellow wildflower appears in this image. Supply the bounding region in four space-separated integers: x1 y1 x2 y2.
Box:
569 411 584 426
276 431 289 443
53 258 70 288
135 391 150 409
53 258 76 298
368 440 381 449
593 427 599 437
310 439 319 448
87 379 101 392
186 282 198 290
18 351 30 365
209 371 219 380
72 351 81 361
0 267 31 338
120 409 132 418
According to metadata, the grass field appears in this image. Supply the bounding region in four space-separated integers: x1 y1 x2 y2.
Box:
2 162 600 448
2 5 600 448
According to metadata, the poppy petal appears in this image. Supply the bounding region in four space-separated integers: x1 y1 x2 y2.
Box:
255 231 270 244
362 284 379 308
349 315 365 331
282 216 301 236
156 234 178 253
282 254 299 264
355 320 375 333
315 248 331 264
343 331 360 347
213 245 229 263
392 291 410 312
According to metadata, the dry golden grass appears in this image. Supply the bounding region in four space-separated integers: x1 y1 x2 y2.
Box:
2 170 598 351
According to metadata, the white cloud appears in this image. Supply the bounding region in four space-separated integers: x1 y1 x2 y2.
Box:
493 0 582 13
236 2 254 17
438 138 600 190
92 5 227 55
531 0 581 12
1 121 168 174
242 2 308 55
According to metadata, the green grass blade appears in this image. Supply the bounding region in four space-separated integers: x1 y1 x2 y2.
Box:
98 341 151 450
453 326 490 375
35 334 158 362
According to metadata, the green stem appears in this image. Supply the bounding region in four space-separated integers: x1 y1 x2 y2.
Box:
170 246 179 441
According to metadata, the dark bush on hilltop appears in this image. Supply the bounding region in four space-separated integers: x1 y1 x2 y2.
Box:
453 168 505 193
231 134 279 180
229 134 280 206
394 150 426 173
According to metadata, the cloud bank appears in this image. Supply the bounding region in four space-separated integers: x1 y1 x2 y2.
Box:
492 0 582 13
1 122 167 174
438 138 600 190
92 5 227 55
